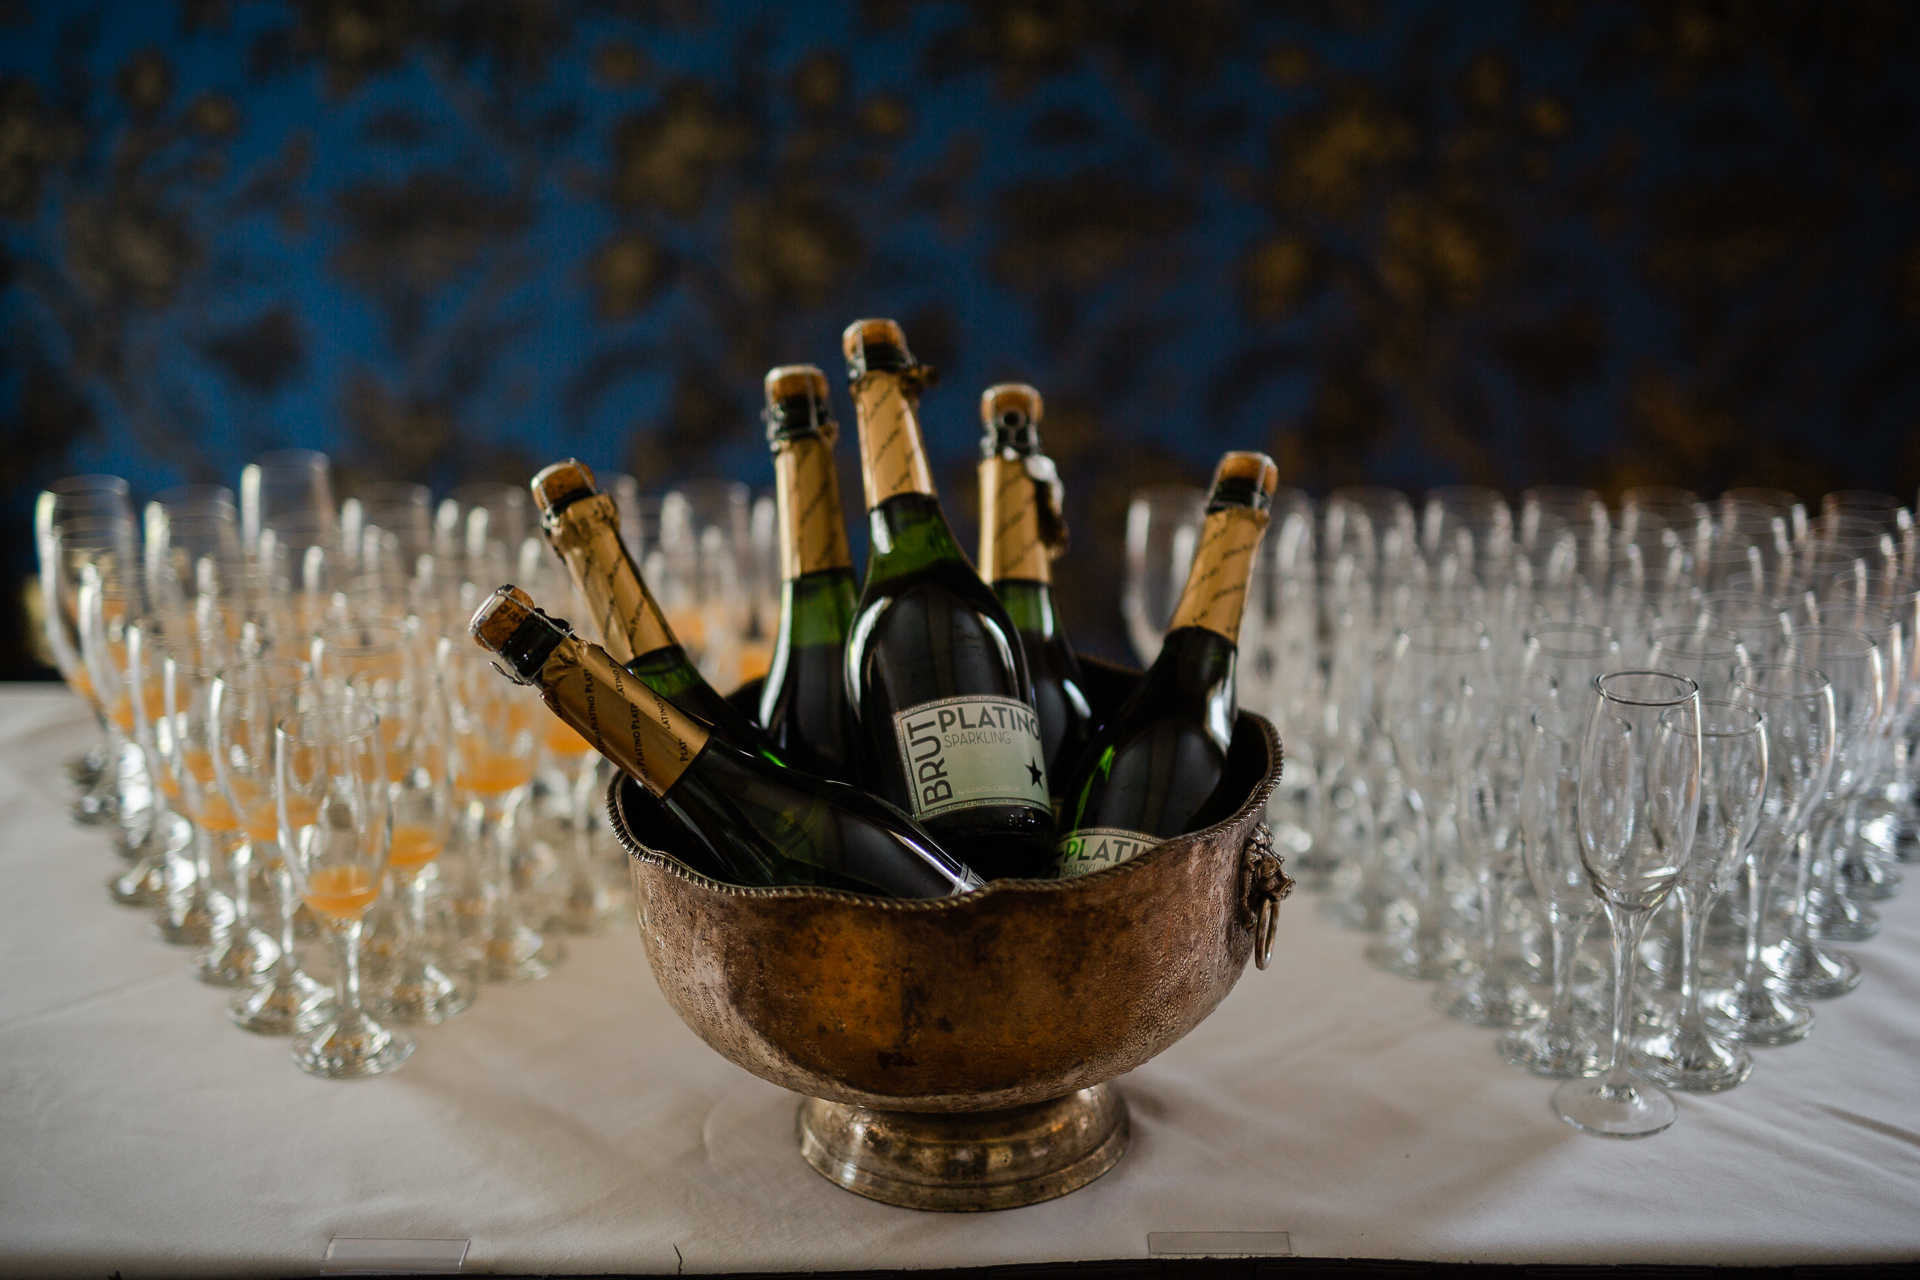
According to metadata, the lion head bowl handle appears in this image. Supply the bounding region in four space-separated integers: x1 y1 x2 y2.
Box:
1237 823 1293 971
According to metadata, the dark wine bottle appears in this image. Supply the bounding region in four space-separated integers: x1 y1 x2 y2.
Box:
840 318 1054 880
529 459 778 761
1055 451 1278 878
757 365 859 782
977 382 1091 803
472 586 981 898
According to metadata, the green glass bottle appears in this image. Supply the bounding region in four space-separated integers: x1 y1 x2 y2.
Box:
472 586 980 898
977 382 1091 802
529 459 777 760
840 318 1054 880
1055 451 1279 878
757 365 859 782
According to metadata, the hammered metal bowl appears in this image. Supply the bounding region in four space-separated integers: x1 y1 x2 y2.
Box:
606 659 1289 1209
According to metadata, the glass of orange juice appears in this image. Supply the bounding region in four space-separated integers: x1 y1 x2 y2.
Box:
370 686 473 1025
165 645 279 989
440 640 563 984
213 660 333 1036
79 573 195 916
35 488 134 825
277 700 412 1080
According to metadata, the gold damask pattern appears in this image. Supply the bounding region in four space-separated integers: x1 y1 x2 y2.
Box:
1 0 1917 672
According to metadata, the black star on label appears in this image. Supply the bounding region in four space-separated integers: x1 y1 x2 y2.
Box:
1027 758 1044 786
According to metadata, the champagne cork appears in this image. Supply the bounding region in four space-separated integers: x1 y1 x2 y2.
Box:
980 383 1043 432
842 318 912 377
531 459 601 522
470 583 537 652
765 364 832 410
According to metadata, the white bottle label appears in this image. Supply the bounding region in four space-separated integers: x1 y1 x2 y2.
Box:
892 694 1051 821
1054 827 1160 878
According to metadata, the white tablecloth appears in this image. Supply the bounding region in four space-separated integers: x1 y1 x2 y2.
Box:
2 685 1917 1277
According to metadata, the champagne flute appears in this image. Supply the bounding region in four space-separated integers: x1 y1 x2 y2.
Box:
1497 713 1604 1077
1770 628 1881 998
278 700 413 1078
213 660 334 1035
132 612 233 948
1121 486 1207 664
371 686 474 1024
1439 668 1542 1027
1710 664 1834 1046
241 448 334 549
441 641 562 982
36 479 134 817
1367 621 1489 979
1552 671 1701 1138
166 642 280 987
1633 701 1767 1092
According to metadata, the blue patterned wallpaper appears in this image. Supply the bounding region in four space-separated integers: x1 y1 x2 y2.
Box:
3 0 1918 672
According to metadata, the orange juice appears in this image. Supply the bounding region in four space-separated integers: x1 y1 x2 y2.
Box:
67 666 95 705
388 823 443 870
195 792 241 835
303 864 379 919
181 747 217 783
245 795 317 844
456 753 534 796
157 771 182 801
543 718 595 758
108 686 167 732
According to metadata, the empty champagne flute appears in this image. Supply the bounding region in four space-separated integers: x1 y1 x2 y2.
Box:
1497 712 1604 1077
213 659 333 1035
1634 702 1767 1091
1367 621 1490 979
1552 672 1701 1138
1771 627 1882 997
1713 664 1835 1045
1439 670 1542 1027
1122 486 1207 664
278 700 413 1078
241 448 334 549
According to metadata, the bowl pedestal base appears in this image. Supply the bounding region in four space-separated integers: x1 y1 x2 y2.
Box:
796 1084 1129 1212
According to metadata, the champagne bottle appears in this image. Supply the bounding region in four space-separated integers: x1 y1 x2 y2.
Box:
530 459 776 760
840 318 1054 879
977 383 1091 799
757 365 859 782
472 586 981 898
1055 451 1279 878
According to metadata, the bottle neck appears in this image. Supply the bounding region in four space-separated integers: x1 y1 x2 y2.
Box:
994 579 1058 638
978 455 1051 586
1165 506 1269 646
778 568 858 649
852 370 936 510
536 631 710 797
773 433 852 581
543 493 676 664
866 492 968 581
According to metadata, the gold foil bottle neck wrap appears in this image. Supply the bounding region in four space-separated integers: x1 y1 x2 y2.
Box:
536 633 709 796
978 455 1055 585
1165 505 1271 645
542 493 676 663
851 368 937 508
773 433 853 580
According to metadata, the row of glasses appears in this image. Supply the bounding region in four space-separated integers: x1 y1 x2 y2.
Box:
43 450 624 1078
1120 480 1918 1134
